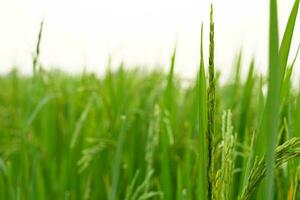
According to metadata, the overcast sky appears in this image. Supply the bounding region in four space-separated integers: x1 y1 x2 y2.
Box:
0 0 299 80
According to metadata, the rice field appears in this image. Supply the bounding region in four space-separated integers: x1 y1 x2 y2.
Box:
1 0 300 199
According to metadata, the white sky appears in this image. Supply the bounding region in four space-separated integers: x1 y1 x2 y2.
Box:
0 0 299 81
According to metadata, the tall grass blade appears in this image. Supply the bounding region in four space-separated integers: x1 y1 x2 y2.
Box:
160 45 177 200
263 0 280 198
233 60 255 198
109 116 127 200
279 0 300 81
198 23 208 200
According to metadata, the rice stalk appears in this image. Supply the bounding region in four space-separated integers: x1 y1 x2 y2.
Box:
213 110 235 200
32 19 44 75
144 104 160 193
239 138 300 200
207 4 215 200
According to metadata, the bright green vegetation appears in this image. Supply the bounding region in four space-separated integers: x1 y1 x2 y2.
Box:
1 1 300 200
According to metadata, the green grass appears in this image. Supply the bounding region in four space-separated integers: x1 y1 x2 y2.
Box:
1 1 300 199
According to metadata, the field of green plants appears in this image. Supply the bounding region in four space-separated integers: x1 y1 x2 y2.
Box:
1 0 300 200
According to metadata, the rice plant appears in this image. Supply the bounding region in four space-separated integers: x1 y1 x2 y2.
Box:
0 0 300 199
